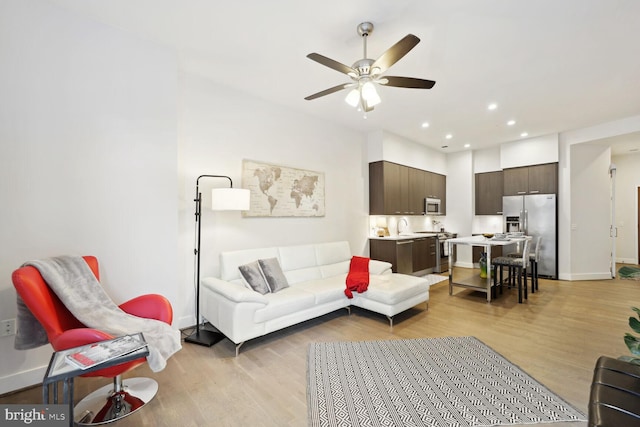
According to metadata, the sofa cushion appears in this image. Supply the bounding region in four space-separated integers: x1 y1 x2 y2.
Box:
315 241 351 266
296 275 348 305
278 244 322 285
363 274 429 305
220 247 279 282
285 267 322 286
259 258 290 293
238 261 270 295
254 287 316 323
278 244 317 271
319 261 350 279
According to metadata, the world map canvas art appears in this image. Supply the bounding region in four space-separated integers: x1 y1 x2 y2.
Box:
242 160 325 217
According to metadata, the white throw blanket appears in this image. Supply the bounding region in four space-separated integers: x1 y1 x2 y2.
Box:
23 256 181 372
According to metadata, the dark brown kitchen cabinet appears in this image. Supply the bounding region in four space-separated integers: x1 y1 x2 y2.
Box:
503 163 557 196
528 163 557 194
425 237 437 269
408 167 426 214
370 237 436 274
430 173 446 215
369 161 446 215
370 239 413 274
369 161 405 215
475 171 504 215
370 161 405 215
412 237 436 271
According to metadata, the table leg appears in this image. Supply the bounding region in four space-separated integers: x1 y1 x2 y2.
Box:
448 241 453 295
486 245 492 302
63 378 74 427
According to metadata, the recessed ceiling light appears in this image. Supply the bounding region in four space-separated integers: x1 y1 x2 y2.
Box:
445 134 453 139
520 132 528 137
488 103 498 111
464 144 471 148
421 122 430 128
507 120 516 126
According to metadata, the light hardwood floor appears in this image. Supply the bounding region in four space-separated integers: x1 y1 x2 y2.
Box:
2 268 639 426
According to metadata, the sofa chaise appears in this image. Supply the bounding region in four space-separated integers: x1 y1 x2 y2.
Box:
200 241 430 355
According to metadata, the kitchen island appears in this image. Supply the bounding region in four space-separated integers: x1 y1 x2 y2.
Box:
447 235 526 302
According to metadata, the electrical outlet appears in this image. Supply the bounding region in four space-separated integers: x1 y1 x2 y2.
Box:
1 319 16 337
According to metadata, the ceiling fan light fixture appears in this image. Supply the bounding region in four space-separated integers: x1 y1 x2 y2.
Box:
361 81 381 106
305 22 435 110
345 88 360 107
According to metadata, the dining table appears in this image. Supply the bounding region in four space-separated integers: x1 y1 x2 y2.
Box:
447 234 530 302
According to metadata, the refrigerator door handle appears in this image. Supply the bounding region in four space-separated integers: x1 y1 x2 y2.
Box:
524 210 528 234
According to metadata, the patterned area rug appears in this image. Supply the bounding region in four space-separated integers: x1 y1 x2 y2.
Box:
307 336 586 427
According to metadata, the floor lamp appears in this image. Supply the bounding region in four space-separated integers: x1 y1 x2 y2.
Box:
184 174 250 346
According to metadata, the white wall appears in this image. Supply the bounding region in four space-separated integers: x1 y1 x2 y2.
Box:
445 151 475 267
559 116 640 279
501 134 559 168
473 146 502 173
367 130 447 175
0 0 178 393
568 144 612 279
611 152 640 264
177 72 369 327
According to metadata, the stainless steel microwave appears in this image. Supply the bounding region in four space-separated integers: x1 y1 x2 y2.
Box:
425 197 442 215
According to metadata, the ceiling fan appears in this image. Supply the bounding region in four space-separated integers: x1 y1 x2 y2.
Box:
305 22 436 113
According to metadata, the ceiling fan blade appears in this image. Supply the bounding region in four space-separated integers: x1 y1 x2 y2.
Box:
379 76 436 89
371 34 420 73
306 53 357 76
304 83 351 100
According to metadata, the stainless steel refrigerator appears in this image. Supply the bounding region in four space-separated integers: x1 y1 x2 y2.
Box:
503 194 557 278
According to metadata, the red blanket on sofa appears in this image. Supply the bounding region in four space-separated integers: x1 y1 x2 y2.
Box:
345 256 370 299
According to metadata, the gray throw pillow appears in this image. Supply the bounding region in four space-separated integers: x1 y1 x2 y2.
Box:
258 258 289 293
238 261 270 295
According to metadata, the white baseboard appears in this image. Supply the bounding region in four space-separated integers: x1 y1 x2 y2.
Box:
176 315 196 330
558 272 613 281
453 261 475 269
0 365 47 396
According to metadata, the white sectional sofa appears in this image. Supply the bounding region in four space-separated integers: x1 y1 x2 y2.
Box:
200 241 430 355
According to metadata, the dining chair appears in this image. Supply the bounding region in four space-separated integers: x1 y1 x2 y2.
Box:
507 235 541 293
492 238 530 303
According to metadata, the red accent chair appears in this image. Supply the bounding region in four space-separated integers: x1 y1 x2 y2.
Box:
12 256 173 425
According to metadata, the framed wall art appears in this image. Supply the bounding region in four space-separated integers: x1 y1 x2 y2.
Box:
241 159 325 217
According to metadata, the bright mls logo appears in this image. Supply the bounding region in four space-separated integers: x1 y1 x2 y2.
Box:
1 405 67 426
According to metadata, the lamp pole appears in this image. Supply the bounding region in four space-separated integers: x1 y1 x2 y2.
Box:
184 175 232 346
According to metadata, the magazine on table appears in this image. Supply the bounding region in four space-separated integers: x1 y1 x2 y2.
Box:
65 333 147 370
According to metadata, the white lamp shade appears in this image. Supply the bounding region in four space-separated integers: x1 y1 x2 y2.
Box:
345 88 360 107
211 188 250 211
375 217 387 228
361 81 381 106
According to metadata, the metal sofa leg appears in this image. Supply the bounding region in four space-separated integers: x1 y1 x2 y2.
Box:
235 342 245 357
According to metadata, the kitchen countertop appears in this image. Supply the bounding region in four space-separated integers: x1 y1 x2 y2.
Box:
369 232 439 240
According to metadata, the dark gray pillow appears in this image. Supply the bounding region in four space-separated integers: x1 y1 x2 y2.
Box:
258 258 289 293
238 261 270 295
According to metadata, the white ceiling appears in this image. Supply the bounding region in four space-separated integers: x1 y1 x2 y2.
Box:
46 0 640 154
